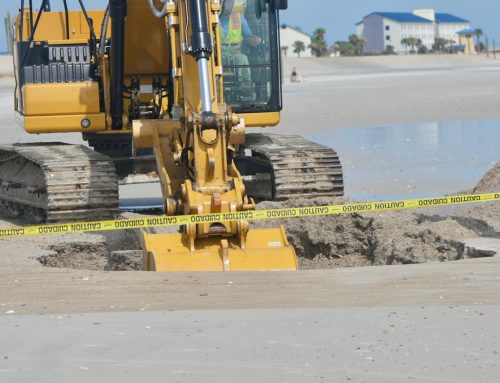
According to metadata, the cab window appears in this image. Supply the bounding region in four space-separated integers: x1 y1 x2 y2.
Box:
219 1 282 113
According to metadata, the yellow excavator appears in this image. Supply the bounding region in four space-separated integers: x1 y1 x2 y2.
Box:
1 0 343 271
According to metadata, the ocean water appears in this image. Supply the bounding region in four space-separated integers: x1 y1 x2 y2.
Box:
310 119 500 201
118 119 499 210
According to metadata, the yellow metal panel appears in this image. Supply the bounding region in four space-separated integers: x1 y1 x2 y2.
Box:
16 10 107 42
143 227 298 272
241 112 281 127
47 39 89 45
22 114 106 134
124 0 170 75
132 119 181 149
23 82 101 116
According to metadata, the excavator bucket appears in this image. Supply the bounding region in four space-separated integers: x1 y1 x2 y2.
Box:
142 226 297 272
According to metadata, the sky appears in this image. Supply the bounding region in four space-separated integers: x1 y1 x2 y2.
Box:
1 0 500 51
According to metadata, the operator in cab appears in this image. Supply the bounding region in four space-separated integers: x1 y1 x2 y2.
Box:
220 0 261 99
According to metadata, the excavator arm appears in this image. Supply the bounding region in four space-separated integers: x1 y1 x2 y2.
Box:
130 0 296 271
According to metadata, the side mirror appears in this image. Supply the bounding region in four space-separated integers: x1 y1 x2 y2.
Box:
255 0 267 19
255 0 266 19
275 0 288 10
255 0 287 19
220 0 236 17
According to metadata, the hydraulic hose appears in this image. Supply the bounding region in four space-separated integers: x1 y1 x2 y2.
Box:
62 0 70 39
109 0 127 130
20 0 49 68
99 6 110 55
148 0 168 18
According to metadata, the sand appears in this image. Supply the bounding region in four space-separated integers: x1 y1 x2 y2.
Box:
0 56 13 78
0 54 499 383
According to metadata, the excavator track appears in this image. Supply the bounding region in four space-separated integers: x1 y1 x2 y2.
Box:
83 133 157 179
237 133 344 201
0 143 119 223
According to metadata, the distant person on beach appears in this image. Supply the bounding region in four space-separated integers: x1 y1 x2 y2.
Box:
290 67 306 82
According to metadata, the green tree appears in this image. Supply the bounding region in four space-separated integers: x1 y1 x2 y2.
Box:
310 27 328 57
406 37 419 53
334 41 356 56
432 37 448 53
474 28 484 52
281 46 289 57
331 42 341 55
418 44 428 54
292 41 306 58
415 38 423 54
384 45 395 55
401 37 409 53
348 34 366 56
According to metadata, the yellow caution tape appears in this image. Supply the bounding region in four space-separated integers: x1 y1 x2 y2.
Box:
0 192 499 239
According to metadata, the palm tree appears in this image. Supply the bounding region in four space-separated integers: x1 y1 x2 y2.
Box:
281 46 289 58
406 37 419 54
433 37 448 53
331 42 342 56
348 34 366 56
415 38 423 54
311 27 327 57
474 28 484 52
292 41 306 58
313 28 326 40
401 37 409 53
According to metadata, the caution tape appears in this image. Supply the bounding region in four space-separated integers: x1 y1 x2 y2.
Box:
0 192 499 239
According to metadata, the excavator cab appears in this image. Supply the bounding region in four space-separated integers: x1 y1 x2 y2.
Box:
220 0 281 113
220 0 286 128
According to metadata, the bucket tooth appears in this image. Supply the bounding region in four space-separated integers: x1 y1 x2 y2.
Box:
142 226 297 272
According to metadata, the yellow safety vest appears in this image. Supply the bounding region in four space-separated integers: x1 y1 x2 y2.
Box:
222 13 243 44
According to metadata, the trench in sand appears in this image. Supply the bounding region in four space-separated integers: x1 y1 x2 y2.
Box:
36 158 500 271
36 206 498 272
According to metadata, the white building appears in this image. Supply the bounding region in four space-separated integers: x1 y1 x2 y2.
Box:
280 25 313 58
356 9 471 54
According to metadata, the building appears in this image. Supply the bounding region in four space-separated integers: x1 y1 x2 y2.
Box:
356 9 471 54
280 25 313 58
457 29 476 55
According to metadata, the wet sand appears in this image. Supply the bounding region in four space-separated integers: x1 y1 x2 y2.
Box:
279 55 500 133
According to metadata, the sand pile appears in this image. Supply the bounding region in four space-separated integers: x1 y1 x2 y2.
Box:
254 194 498 269
38 243 109 270
473 162 500 193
